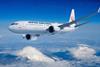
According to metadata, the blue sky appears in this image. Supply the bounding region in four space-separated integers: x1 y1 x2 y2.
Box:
0 0 99 23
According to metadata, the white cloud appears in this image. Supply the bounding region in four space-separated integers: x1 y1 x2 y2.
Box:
67 44 100 67
15 46 74 67
69 44 96 59
0 60 73 67
0 44 100 67
16 46 54 62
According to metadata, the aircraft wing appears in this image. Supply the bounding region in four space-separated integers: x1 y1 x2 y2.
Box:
58 8 100 29
75 21 89 27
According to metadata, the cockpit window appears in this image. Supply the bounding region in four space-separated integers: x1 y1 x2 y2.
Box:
11 23 18 25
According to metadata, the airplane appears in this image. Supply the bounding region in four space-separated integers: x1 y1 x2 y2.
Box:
9 8 100 40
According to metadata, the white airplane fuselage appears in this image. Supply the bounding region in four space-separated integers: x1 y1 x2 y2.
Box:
9 21 75 35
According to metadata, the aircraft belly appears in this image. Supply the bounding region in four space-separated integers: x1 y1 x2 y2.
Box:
15 28 47 35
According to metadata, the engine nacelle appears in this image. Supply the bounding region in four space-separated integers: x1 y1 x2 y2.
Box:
48 26 60 33
48 26 55 33
25 34 31 40
22 34 38 40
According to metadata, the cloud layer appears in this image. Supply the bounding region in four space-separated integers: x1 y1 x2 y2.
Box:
11 44 100 67
16 46 54 62
69 44 96 59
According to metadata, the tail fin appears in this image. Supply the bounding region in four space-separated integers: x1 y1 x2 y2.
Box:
69 9 75 22
69 9 76 27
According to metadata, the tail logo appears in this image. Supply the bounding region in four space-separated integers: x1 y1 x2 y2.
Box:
69 9 75 22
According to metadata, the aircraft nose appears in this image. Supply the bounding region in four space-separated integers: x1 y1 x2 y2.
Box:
8 26 13 31
8 25 16 32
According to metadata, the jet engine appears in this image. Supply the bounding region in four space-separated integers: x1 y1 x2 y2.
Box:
48 26 60 33
22 34 38 40
25 34 31 40
48 26 55 33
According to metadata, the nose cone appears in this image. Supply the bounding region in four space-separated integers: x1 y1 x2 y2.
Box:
8 26 13 31
8 25 16 32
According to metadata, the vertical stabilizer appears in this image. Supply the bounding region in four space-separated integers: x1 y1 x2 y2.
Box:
69 9 75 22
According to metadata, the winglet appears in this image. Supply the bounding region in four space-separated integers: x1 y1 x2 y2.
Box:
98 7 100 13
